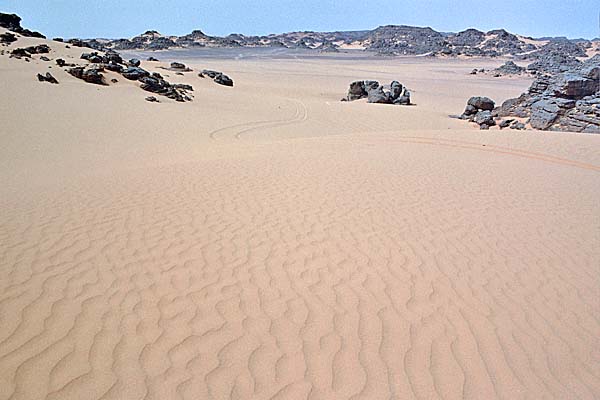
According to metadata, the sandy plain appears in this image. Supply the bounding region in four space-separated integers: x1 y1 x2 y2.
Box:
1 31 600 400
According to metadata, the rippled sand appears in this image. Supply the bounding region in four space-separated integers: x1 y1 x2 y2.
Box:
1 31 600 400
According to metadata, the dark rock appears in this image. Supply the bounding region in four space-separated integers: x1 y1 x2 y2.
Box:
37 72 58 84
56 58 66 67
170 61 191 71
510 121 526 130
10 48 30 58
0 12 45 38
389 81 403 100
105 62 123 72
347 80 367 101
40 56 50 62
145 96 159 102
147 56 159 61
121 66 149 80
129 58 141 67
111 78 118 83
0 32 17 44
367 85 391 104
344 79 410 105
468 96 495 111
474 110 496 129
68 66 105 85
53 37 64 42
214 73 233 87
470 69 478 75
498 119 513 129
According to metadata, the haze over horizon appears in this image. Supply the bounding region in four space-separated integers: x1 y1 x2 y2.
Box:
2 0 599 40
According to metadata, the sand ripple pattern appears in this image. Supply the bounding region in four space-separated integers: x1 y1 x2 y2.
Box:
1 140 599 400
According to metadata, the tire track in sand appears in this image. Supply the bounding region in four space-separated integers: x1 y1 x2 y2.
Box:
208 98 308 140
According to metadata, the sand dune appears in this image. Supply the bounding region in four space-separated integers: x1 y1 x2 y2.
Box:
1 32 600 400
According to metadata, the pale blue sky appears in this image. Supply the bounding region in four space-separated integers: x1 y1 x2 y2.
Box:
2 0 599 39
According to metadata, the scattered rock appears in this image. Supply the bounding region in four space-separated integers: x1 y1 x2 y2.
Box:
121 66 150 80
10 44 50 58
68 66 105 85
201 69 234 87
37 72 58 84
111 78 118 83
145 96 159 102
129 58 141 67
0 32 17 44
139 75 192 101
40 56 50 62
147 56 159 61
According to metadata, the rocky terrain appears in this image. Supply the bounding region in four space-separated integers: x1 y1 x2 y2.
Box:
455 55 600 133
1 14 235 103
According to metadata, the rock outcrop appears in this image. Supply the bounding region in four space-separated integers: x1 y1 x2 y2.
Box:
343 80 411 105
0 12 45 38
454 97 497 129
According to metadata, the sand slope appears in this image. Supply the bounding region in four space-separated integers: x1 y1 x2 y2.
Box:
1 32 600 400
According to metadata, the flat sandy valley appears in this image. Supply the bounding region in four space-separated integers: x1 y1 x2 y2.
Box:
1 34 600 400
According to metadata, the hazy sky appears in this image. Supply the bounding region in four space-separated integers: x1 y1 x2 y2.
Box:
2 0 599 39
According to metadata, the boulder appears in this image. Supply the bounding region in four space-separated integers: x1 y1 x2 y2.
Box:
367 85 391 104
467 96 495 111
347 81 367 101
129 58 141 67
121 66 149 80
68 66 105 85
170 61 190 71
474 110 496 129
214 73 233 87
147 56 159 61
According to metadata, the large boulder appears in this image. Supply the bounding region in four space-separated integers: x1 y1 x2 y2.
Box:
467 96 495 111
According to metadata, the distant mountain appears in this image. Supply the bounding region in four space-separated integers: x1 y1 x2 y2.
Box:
93 25 594 59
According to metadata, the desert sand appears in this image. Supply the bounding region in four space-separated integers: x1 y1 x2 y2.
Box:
1 31 600 400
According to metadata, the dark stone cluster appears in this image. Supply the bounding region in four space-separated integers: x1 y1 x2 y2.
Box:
342 80 411 105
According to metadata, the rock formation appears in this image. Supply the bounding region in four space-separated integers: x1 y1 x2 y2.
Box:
343 80 411 105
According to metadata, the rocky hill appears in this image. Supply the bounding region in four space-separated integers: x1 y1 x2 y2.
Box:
89 24 597 60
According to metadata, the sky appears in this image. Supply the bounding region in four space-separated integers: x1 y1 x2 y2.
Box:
2 0 599 40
